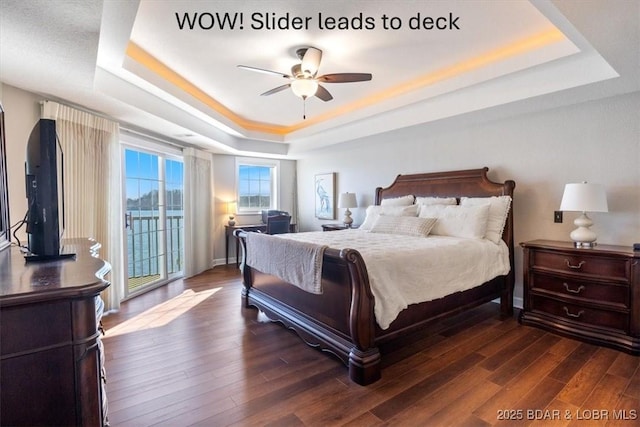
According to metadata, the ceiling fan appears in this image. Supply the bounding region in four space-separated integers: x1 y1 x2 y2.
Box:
238 47 372 118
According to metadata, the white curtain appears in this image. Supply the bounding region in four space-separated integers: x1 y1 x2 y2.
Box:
183 147 214 277
291 164 299 230
42 101 125 312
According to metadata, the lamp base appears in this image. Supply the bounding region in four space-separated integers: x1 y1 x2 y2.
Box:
228 215 236 227
343 209 353 228
574 241 596 248
569 212 597 248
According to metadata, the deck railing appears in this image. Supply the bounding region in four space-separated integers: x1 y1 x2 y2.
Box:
127 213 183 291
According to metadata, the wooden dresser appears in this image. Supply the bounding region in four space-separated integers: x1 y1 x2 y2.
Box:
0 238 111 426
520 240 639 355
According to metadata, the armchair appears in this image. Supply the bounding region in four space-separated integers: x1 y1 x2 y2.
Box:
266 214 291 235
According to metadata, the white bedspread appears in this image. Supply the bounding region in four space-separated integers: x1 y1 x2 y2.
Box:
271 230 510 329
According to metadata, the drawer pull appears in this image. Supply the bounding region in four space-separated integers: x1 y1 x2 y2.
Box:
565 260 586 270
563 283 585 294
563 306 585 319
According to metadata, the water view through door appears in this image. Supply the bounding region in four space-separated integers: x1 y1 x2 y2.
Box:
124 148 184 296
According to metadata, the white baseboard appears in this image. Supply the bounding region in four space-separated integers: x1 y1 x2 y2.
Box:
513 296 523 310
213 256 238 267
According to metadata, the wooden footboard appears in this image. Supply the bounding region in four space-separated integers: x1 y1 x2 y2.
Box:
236 231 382 385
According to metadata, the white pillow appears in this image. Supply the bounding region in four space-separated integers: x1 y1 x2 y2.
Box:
460 196 511 244
415 196 457 206
370 215 437 237
380 195 415 206
419 204 490 239
360 204 419 230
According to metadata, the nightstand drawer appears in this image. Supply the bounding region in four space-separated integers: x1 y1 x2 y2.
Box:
521 240 640 355
530 295 629 332
533 250 629 281
530 273 629 308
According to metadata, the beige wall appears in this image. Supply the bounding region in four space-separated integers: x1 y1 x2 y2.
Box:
296 91 640 305
2 84 41 244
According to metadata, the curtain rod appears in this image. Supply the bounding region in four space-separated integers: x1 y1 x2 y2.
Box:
120 127 186 151
41 99 187 151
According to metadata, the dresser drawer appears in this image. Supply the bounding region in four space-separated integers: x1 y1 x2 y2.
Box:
530 273 629 308
533 250 629 281
530 294 628 332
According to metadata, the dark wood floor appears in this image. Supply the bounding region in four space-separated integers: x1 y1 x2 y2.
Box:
101 266 639 427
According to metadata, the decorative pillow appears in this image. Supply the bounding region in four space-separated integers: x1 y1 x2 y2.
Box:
415 196 457 206
418 204 490 239
460 196 511 244
360 204 419 230
370 215 437 237
380 195 415 206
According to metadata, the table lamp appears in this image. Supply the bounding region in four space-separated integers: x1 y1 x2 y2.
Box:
338 192 357 228
559 182 608 248
227 201 237 226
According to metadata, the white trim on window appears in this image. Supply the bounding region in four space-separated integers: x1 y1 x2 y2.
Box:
120 130 183 158
235 157 280 214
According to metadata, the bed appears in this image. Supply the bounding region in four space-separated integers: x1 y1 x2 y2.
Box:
236 167 515 385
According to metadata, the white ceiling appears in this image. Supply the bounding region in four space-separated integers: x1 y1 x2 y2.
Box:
1 0 638 158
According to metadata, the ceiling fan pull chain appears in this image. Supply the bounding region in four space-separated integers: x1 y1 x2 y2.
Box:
303 97 307 120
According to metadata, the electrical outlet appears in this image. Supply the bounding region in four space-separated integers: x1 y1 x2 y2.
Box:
554 211 563 223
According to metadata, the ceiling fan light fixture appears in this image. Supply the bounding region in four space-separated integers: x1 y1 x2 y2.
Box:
291 78 319 98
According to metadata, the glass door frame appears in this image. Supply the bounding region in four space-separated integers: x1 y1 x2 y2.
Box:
121 135 184 299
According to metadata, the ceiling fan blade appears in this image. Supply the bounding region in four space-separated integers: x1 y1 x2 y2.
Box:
314 85 333 102
237 65 290 79
301 47 322 76
317 73 372 83
260 84 291 96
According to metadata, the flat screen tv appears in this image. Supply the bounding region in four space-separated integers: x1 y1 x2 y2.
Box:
24 118 73 261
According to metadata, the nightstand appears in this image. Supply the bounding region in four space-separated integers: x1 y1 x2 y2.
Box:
322 224 357 231
520 240 639 355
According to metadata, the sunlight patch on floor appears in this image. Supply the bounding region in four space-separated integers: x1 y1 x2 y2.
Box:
106 288 221 337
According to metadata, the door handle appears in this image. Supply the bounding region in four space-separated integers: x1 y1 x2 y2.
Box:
125 212 133 232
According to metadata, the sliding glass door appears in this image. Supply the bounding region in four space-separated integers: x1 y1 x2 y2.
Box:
123 147 184 297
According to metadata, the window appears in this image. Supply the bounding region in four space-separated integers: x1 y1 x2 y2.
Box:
236 158 279 213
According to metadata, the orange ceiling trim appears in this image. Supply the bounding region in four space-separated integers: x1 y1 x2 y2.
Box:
125 42 290 135
284 27 568 133
127 27 566 136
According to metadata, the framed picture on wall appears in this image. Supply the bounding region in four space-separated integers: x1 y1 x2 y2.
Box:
314 173 335 219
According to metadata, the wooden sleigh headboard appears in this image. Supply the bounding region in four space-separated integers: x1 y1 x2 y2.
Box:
375 167 516 290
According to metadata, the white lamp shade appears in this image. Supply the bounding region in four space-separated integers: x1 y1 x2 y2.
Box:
291 79 318 98
227 201 237 214
338 192 357 209
560 183 608 213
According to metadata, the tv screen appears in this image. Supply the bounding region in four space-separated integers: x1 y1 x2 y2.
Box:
25 118 70 260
